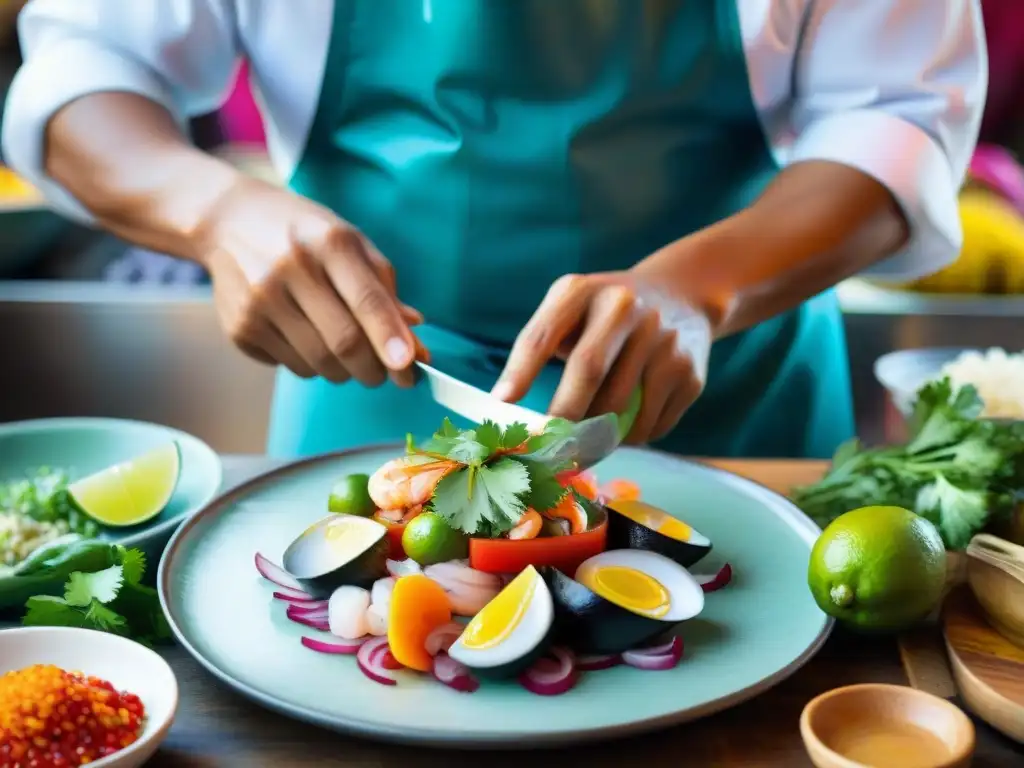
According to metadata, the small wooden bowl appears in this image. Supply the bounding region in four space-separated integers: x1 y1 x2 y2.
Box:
800 684 974 768
965 534 1024 647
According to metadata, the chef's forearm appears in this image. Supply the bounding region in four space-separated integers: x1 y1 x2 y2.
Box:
635 160 909 337
45 92 241 263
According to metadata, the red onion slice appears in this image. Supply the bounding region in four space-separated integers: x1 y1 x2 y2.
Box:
622 636 684 671
357 636 398 685
694 563 732 593
577 654 621 672
255 552 305 592
286 604 329 619
301 636 365 655
386 558 423 578
424 622 465 657
519 647 579 696
287 600 329 615
432 652 479 693
288 612 330 632
272 586 317 603
367 640 403 671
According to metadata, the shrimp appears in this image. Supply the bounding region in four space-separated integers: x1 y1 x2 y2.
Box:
598 478 641 503
508 510 543 540
541 494 588 534
368 455 457 510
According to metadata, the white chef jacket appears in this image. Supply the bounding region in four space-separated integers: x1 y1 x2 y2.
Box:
1 0 988 281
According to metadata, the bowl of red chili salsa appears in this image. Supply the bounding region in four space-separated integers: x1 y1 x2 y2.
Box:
0 627 178 768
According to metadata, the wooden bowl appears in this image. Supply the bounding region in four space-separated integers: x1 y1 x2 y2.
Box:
800 684 974 768
965 534 1024 646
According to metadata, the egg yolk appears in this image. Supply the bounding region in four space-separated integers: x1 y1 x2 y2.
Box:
580 565 670 618
461 566 538 650
609 500 694 542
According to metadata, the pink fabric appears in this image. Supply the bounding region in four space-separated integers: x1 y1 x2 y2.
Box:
220 61 266 146
981 0 1024 139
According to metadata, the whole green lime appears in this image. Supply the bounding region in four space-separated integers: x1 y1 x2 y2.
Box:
402 512 469 566
327 473 375 517
808 506 946 633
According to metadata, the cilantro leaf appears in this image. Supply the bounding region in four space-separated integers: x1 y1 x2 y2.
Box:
23 595 88 628
473 422 503 456
445 437 490 464
915 475 990 551
65 565 123 607
118 548 147 585
513 457 568 512
418 418 464 455
431 458 531 534
500 423 530 451
907 379 983 453
83 600 129 634
111 582 172 646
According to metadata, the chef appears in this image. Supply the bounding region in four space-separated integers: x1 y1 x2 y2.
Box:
2 1 986 459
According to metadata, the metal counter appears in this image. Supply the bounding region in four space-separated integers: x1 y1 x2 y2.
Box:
0 281 276 453
1 279 1021 453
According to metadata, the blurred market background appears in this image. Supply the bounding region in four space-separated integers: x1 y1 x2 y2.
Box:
0 0 1022 453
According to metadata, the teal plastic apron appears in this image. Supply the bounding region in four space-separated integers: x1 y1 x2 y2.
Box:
267 0 855 460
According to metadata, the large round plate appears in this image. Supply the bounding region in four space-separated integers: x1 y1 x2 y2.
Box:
0 417 222 605
159 446 831 748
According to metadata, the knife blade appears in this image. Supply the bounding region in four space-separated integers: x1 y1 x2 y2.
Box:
416 360 551 432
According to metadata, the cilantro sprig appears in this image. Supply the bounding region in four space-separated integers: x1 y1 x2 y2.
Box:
792 377 1024 550
22 545 171 646
412 416 599 536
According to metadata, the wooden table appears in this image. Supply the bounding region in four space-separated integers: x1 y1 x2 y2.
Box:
57 458 1024 766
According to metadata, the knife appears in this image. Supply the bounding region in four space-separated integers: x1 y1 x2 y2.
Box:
415 360 622 471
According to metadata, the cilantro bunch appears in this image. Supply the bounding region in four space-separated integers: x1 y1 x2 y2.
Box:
22 545 172 647
413 417 597 537
792 378 1024 550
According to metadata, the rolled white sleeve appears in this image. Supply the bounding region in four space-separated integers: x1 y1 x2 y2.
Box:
761 0 988 281
1 0 240 223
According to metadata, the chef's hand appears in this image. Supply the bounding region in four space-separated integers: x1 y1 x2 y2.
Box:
194 176 425 386
492 272 712 444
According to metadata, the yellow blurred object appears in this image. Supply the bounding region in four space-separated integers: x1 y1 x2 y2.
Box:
0 167 40 201
904 186 1024 294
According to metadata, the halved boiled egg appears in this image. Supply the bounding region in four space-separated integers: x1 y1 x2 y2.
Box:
282 514 389 597
546 549 704 655
447 565 554 678
605 499 712 567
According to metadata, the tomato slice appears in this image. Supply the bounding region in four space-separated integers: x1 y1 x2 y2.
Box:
372 509 422 560
469 515 607 575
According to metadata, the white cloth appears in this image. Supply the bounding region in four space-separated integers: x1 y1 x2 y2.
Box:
2 0 988 281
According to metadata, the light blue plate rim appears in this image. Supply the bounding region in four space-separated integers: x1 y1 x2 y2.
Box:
158 444 833 749
0 416 223 549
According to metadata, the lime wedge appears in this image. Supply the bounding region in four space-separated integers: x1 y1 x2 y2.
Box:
68 442 182 527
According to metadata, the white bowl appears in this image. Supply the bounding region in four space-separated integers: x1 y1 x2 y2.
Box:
0 627 178 767
874 347 969 417
874 346 1023 424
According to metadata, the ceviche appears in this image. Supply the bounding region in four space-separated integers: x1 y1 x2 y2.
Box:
254 416 733 695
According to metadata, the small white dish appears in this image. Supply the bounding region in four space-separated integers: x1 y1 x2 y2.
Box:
0 627 178 768
874 347 970 417
874 346 1022 424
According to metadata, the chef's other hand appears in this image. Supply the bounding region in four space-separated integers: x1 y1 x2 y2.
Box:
194 176 425 387
493 273 712 444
